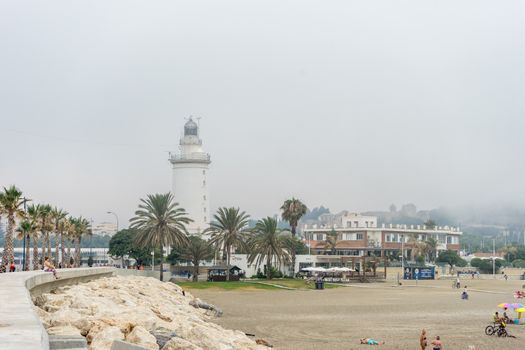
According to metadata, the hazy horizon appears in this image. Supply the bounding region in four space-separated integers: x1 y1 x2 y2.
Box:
1 1 525 224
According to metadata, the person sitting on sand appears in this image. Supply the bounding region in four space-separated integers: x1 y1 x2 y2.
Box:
431 336 442 350
420 329 428 349
360 338 384 345
43 256 59 279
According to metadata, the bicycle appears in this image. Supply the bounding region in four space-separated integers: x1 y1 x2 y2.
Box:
485 322 507 337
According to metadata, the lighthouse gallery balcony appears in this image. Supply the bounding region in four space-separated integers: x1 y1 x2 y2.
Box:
169 152 211 164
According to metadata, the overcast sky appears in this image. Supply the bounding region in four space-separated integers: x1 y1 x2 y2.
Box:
1 1 524 225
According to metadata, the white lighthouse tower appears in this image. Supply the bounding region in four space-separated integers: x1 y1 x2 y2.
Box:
169 117 211 235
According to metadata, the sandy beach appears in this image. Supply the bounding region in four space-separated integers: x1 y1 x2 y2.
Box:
190 279 525 350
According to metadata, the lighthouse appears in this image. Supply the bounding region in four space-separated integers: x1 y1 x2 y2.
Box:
169 117 211 235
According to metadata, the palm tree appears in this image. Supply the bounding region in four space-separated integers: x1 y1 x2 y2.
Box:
280 198 307 237
66 217 76 266
58 216 70 266
407 233 427 262
16 220 35 271
425 237 438 263
206 207 250 281
248 217 290 279
325 229 338 255
71 217 91 267
180 236 214 282
38 204 52 259
283 234 307 277
130 193 192 281
0 186 25 270
27 204 42 270
51 207 68 264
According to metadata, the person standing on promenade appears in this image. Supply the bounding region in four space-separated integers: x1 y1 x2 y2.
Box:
420 329 428 349
431 336 442 350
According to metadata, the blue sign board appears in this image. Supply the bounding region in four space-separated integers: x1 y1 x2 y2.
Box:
403 266 435 280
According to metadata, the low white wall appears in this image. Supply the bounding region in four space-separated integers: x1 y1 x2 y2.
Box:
0 267 114 350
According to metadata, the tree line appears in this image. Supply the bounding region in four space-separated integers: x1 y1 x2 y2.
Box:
0 185 92 272
111 194 309 281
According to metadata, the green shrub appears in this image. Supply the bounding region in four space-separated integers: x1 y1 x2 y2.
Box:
512 259 525 268
470 257 482 267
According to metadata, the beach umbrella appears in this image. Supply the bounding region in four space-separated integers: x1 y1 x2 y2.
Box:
301 267 315 272
498 303 512 309
511 303 524 309
515 308 525 313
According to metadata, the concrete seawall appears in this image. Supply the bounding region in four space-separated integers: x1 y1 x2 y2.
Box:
0 267 114 350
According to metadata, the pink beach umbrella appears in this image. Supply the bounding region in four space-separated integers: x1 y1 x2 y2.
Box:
511 303 524 309
497 303 512 309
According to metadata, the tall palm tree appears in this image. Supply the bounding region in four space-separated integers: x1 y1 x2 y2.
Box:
38 204 53 259
180 236 214 282
0 186 25 270
71 217 91 267
16 220 35 271
407 233 427 262
66 217 76 265
280 198 307 237
58 216 70 266
248 217 290 280
27 204 42 270
206 207 250 281
51 207 68 264
425 237 438 263
325 229 338 255
283 234 307 277
130 193 192 281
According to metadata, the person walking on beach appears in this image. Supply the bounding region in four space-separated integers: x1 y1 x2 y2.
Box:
431 336 442 350
420 329 428 349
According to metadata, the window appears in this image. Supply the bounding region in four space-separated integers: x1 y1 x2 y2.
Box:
202 170 206 175
204 217 207 222
204 207 206 212
356 233 363 240
203 180 206 186
354 221 359 227
203 195 206 200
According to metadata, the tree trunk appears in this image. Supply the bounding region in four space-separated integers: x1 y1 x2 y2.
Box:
32 235 39 270
267 256 272 280
193 260 199 282
55 231 60 265
159 244 164 282
291 225 296 237
290 251 296 277
25 234 31 271
67 242 71 265
42 231 48 259
47 233 52 261
75 237 81 267
1 213 16 271
226 246 231 281
60 232 65 266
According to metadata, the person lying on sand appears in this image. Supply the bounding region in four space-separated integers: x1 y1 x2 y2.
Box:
360 338 385 345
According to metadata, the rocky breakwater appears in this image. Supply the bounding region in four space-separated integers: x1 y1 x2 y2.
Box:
33 276 269 350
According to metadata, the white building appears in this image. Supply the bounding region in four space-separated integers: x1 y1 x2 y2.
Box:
92 222 117 237
169 118 211 234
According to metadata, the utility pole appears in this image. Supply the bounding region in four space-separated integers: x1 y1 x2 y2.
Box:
21 197 31 271
492 239 496 279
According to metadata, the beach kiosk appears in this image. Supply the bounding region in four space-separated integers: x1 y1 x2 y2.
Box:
206 265 243 282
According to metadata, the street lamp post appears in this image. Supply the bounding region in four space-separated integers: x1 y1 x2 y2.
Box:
21 197 31 271
401 234 405 279
492 239 496 279
106 211 119 233
151 251 155 272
